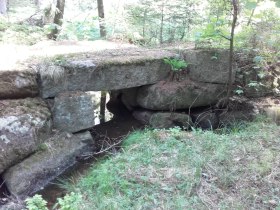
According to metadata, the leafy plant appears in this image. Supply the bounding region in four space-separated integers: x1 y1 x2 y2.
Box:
25 194 48 210
163 58 189 72
235 88 244 95
54 192 83 210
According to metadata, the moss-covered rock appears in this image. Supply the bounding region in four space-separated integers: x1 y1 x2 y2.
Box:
53 91 99 133
3 131 94 197
0 69 38 99
0 97 51 173
137 80 226 110
149 112 193 129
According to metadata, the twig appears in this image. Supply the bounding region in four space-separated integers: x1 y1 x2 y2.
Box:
0 179 5 189
90 139 123 156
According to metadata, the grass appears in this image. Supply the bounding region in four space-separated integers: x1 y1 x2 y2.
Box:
54 117 280 210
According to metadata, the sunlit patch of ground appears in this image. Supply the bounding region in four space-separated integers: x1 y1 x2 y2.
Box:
0 40 137 71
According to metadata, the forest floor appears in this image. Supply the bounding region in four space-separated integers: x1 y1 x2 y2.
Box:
0 40 137 71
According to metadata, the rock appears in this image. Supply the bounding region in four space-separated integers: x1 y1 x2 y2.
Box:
149 112 193 129
109 88 139 112
0 98 52 174
53 91 99 133
132 110 154 125
183 49 236 84
39 49 174 98
191 111 219 129
0 201 24 210
0 70 38 99
3 131 94 197
137 80 226 110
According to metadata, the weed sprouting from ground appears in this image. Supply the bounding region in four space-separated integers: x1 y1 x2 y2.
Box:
55 119 280 210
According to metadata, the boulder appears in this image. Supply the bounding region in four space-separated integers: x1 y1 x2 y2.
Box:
132 110 154 125
183 49 236 84
0 98 51 174
53 91 99 133
149 112 193 129
0 70 38 99
0 201 24 210
137 80 226 110
39 49 174 98
191 111 219 130
109 88 139 112
3 131 94 197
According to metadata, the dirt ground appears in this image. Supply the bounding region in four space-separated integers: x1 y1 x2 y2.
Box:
0 40 137 71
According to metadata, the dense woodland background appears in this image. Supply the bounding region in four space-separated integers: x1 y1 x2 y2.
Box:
0 0 279 52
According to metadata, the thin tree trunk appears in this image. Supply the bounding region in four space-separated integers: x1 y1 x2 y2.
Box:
226 0 238 102
49 0 65 40
0 0 7 15
159 1 165 44
247 7 255 26
142 9 147 38
97 0 106 38
100 91 107 123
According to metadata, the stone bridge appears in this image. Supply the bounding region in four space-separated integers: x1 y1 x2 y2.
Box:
1 41 278 204
39 47 233 98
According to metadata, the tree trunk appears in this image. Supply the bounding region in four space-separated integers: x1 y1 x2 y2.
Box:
100 91 107 123
226 0 239 103
49 0 65 40
0 0 7 15
97 0 106 38
159 1 165 44
142 9 147 38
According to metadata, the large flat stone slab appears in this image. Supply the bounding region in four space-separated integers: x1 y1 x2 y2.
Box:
137 80 226 110
183 49 236 84
39 49 175 98
0 69 38 99
53 91 99 133
0 98 51 173
3 131 94 197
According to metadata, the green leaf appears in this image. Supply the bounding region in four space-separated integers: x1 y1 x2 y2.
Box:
235 89 244 95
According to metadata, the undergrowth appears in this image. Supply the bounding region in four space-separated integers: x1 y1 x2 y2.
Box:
29 118 280 210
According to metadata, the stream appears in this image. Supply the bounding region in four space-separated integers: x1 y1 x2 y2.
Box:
37 107 144 208
0 100 143 209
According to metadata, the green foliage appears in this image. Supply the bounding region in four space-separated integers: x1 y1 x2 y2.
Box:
163 58 188 71
58 20 100 41
0 21 45 45
126 0 201 44
54 192 83 210
234 88 244 95
26 193 83 210
25 195 48 210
